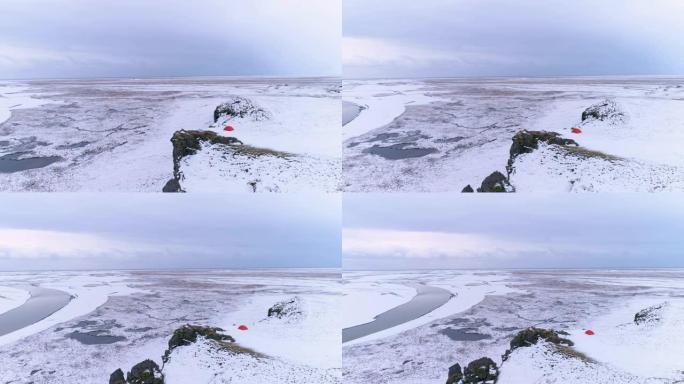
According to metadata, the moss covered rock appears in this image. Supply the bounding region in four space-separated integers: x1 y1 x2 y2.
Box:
509 130 578 159
445 363 463 384
503 327 573 361
163 324 235 362
109 369 125 384
126 360 163 384
462 357 498 384
477 171 512 192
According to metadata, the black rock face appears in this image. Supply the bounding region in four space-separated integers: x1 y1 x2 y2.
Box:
477 171 511 193
170 130 243 166
509 327 573 349
126 360 164 384
502 327 574 361
164 324 235 362
446 363 463 384
109 369 125 384
509 130 578 159
462 357 499 384
161 178 182 193
461 185 474 193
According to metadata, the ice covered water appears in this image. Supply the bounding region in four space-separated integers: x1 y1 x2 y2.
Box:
0 287 71 336
0 154 63 173
343 100 362 126
343 284 452 342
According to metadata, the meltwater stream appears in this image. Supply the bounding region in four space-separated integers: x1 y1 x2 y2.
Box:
343 284 453 343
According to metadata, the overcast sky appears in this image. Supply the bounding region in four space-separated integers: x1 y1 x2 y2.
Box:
0 194 340 271
344 194 684 270
344 0 684 78
0 0 340 79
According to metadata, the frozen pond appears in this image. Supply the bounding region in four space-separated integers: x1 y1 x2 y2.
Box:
0 286 71 336
0 153 63 173
342 284 452 342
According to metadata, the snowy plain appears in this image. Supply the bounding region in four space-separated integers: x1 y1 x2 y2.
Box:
343 77 684 192
342 269 684 384
0 77 341 192
0 269 341 384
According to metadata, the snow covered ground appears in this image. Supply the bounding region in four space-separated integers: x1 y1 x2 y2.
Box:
342 269 684 384
0 286 30 315
0 269 341 384
0 77 340 192
343 77 684 192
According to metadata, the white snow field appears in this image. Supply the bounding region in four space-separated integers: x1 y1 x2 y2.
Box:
0 77 341 192
342 269 684 384
0 286 30 315
0 269 341 384
343 77 684 192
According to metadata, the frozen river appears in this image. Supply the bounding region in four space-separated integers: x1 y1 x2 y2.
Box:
342 284 451 342
0 286 71 336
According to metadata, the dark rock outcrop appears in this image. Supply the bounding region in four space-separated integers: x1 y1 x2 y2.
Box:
267 297 302 320
634 302 668 325
581 99 624 122
161 178 182 193
446 363 463 384
213 96 270 122
502 327 573 361
164 324 235 362
463 357 499 384
476 171 511 193
162 129 294 192
171 130 243 165
126 360 163 384
509 130 578 160
461 185 474 193
109 369 125 384
163 130 243 192
109 324 235 383
446 357 498 384
506 130 580 177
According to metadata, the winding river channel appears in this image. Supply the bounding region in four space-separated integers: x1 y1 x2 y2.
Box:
0 286 72 337
343 284 453 343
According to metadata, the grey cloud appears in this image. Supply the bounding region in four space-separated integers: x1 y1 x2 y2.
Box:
0 194 341 270
343 194 684 270
343 0 684 78
0 0 340 79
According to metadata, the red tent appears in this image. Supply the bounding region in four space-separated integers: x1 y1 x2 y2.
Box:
238 325 248 331
224 125 235 132
585 329 595 335
571 127 582 134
